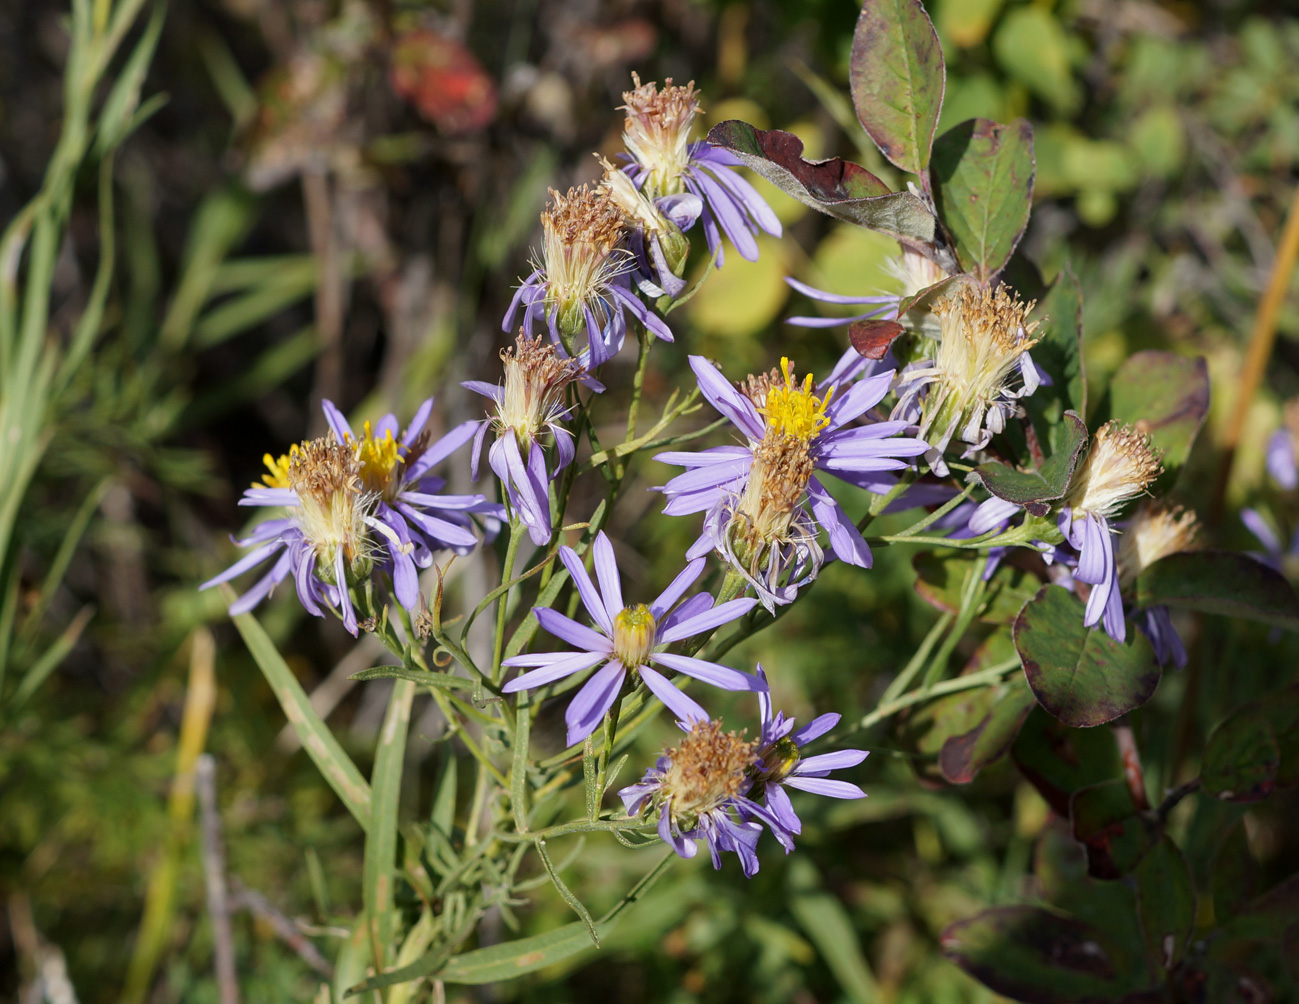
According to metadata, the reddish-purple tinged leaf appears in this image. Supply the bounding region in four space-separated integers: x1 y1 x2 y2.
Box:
1015 585 1161 728
849 319 905 359
705 121 940 250
850 0 946 175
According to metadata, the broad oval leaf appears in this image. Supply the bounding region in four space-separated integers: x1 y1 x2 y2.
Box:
973 411 1088 514
1136 837 1195 969
1134 550 1299 632
931 118 1035 282
1014 585 1161 728
1107 350 1209 478
705 121 939 248
1012 708 1122 817
939 675 1036 784
942 905 1150 1002
850 0 946 175
1201 686 1299 802
1070 778 1160 880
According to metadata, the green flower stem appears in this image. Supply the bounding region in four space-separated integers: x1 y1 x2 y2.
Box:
492 518 525 686
591 694 626 821
877 611 954 705
495 816 652 844
842 656 1022 737
625 327 653 445
921 563 987 688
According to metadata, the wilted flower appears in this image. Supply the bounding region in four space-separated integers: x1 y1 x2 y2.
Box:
786 247 949 330
894 283 1042 474
465 333 587 545
504 185 672 367
1117 502 1200 666
1059 421 1163 642
656 356 928 609
600 157 699 299
203 400 500 634
619 74 780 265
501 532 763 746
747 665 867 839
619 718 785 877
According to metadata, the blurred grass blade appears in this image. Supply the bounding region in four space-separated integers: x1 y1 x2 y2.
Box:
94 0 165 156
10 605 95 711
788 857 880 1004
122 627 217 1004
226 587 372 831
159 186 258 351
364 678 415 971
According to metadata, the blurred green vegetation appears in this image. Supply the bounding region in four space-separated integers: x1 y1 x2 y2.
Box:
1 0 1298 1001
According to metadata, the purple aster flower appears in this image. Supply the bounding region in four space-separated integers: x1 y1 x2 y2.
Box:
501 531 764 746
619 718 786 877
619 75 781 267
1266 404 1299 490
1057 422 1164 643
747 665 867 841
1242 507 1299 570
202 400 501 635
893 283 1043 475
464 333 592 546
1116 503 1201 667
504 185 672 369
784 248 949 330
656 355 929 609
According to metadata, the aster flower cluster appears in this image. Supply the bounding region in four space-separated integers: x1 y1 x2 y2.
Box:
618 666 866 876
202 399 502 635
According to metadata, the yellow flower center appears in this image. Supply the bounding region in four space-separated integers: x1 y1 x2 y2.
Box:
349 420 404 498
258 446 299 489
757 358 835 442
612 603 657 668
754 735 801 786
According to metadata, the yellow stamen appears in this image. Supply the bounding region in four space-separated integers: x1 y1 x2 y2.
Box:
259 446 298 489
349 420 404 496
756 358 835 442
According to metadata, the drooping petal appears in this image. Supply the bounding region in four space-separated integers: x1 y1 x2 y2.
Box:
564 662 627 746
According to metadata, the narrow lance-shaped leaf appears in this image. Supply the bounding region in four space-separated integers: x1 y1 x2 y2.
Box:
930 118 1035 283
704 121 942 254
228 593 372 831
850 0 946 175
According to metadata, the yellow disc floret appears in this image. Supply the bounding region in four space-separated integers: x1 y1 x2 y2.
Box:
258 446 299 489
757 358 835 442
349 420 404 497
612 603 657 669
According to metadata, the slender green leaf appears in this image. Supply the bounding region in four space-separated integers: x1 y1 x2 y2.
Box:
228 592 372 830
788 858 879 1004
364 679 415 967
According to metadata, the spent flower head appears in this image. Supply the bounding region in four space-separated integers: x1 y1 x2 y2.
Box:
895 283 1042 472
1065 421 1163 521
618 74 780 266
1117 502 1200 588
620 718 782 877
504 186 673 367
465 333 588 545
